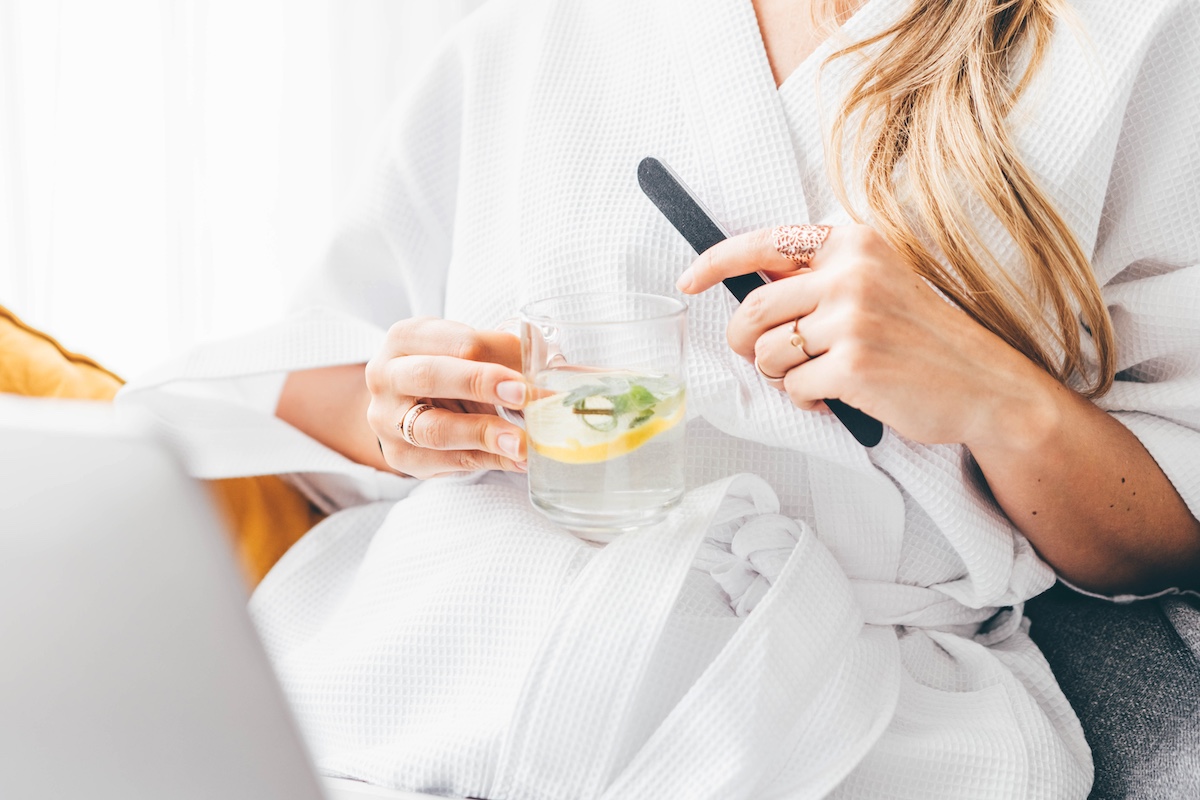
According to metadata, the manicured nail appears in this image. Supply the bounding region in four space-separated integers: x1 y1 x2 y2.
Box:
498 432 522 459
496 380 526 406
515 460 528 473
676 270 694 293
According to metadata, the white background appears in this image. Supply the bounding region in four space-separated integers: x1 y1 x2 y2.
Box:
0 0 482 379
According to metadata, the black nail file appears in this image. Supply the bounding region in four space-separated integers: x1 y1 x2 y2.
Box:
637 156 885 448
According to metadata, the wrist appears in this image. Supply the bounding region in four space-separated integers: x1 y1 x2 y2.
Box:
964 359 1067 460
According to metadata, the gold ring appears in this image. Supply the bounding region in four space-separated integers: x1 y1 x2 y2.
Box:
753 354 787 389
772 224 831 268
789 318 810 357
400 401 436 448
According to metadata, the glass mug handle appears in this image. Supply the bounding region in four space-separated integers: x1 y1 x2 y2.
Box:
493 316 566 428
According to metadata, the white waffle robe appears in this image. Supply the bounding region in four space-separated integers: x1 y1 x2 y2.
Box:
118 0 1200 797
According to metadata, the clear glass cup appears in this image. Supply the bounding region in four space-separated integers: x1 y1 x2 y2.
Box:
517 292 687 540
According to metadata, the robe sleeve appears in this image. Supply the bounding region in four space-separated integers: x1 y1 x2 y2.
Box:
116 29 474 509
1088 0 1200 595
290 38 467 329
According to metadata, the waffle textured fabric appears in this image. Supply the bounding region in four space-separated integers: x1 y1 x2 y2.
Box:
117 0 1200 797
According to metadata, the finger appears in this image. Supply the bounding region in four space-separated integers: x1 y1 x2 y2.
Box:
676 228 795 294
389 354 527 408
781 348 852 414
725 272 823 359
460 399 499 416
423 451 527 479
443 398 469 414
760 224 841 281
409 407 526 460
386 444 527 481
677 225 861 295
385 317 521 369
751 317 822 380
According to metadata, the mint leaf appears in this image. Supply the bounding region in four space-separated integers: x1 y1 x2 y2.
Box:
626 384 658 411
629 409 655 429
562 378 678 430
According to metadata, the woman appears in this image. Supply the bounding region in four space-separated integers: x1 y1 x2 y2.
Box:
121 0 1200 796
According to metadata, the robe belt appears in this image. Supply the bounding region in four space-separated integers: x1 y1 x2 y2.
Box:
703 511 1010 638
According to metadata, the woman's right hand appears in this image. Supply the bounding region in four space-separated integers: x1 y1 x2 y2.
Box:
365 317 528 479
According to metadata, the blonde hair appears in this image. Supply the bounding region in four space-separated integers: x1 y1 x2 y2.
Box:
819 0 1114 397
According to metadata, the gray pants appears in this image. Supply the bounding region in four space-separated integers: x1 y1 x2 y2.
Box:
1025 583 1200 799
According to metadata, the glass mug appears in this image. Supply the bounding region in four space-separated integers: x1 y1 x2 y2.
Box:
503 292 688 540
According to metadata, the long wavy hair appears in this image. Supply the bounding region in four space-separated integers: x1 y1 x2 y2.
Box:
817 0 1113 397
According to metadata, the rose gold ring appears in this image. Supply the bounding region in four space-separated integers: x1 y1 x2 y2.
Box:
753 354 787 389
399 401 436 448
772 224 831 268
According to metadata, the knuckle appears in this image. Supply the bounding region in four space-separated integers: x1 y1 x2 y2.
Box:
752 226 775 253
364 356 384 394
385 319 407 344
474 418 494 450
840 340 872 375
696 248 718 281
842 306 881 343
846 224 878 249
784 379 804 406
365 399 387 435
401 450 436 480
452 451 482 472
752 334 771 363
844 225 891 264
725 324 740 352
782 370 809 405
840 305 867 336
386 318 417 349
741 288 770 326
407 357 437 395
725 322 752 357
467 364 492 402
453 333 487 363
421 415 448 450
407 463 435 480
837 266 873 303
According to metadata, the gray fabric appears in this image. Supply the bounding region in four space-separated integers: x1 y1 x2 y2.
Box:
1026 584 1200 799
1163 597 1200 659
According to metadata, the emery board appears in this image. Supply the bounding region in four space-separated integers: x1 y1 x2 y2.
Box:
637 156 885 447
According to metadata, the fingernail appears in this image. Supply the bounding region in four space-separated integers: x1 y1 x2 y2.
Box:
515 460 528 473
676 270 694 293
498 432 522 459
496 380 526 406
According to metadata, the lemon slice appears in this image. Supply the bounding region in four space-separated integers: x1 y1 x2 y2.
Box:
525 386 685 465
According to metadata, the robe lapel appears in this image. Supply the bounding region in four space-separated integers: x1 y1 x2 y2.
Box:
657 0 811 232
652 0 875 475
653 0 910 584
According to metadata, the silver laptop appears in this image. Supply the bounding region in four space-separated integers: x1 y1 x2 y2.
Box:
0 397 439 800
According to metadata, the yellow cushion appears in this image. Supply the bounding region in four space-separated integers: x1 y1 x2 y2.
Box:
204 476 325 588
0 306 124 400
0 304 322 586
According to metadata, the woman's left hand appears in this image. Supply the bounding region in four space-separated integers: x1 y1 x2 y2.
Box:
675 224 1056 450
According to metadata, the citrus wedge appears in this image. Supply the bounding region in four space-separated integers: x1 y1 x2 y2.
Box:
525 384 685 465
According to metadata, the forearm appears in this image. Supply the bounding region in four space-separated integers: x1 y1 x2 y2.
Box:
275 364 393 472
967 369 1200 594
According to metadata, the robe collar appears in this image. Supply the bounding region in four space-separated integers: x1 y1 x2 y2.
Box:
657 0 811 232
657 0 896 233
